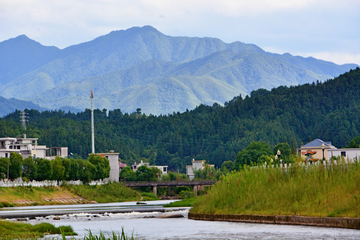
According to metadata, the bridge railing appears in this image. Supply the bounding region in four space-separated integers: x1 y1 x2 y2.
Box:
122 179 217 187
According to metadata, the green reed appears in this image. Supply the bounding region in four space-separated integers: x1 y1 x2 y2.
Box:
191 161 360 218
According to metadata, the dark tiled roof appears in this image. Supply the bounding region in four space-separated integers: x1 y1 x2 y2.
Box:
302 139 332 148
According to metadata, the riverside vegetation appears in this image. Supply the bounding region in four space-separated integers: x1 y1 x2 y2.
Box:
0 220 75 239
191 161 360 218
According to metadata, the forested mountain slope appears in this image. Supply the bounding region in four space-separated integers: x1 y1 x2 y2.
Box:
0 26 357 115
2 68 360 173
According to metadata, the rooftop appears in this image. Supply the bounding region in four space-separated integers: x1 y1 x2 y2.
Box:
301 139 334 148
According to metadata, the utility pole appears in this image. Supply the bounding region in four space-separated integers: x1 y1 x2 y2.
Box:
20 109 28 130
90 81 95 154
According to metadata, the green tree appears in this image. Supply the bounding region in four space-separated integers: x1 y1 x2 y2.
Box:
69 159 81 180
88 154 110 180
221 160 234 172
9 152 23 180
194 164 216 180
79 160 95 184
348 136 360 148
119 166 136 181
273 143 291 162
136 165 156 181
61 158 71 180
291 138 296 155
0 157 10 179
35 158 52 181
52 156 65 181
22 157 37 180
234 141 273 169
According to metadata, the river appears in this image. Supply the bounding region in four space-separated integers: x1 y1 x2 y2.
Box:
2 200 360 239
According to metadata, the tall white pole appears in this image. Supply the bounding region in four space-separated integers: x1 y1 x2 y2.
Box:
90 90 95 154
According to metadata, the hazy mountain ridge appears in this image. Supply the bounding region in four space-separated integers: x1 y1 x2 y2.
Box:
0 25 358 115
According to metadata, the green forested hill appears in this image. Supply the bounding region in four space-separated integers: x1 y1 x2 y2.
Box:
2 68 360 172
0 26 357 116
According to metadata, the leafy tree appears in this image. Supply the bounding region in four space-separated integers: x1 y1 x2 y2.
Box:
52 156 65 181
0 157 10 179
193 164 216 180
221 160 234 172
22 157 37 180
35 158 52 181
119 166 136 181
234 141 273 169
151 167 163 179
9 152 23 180
69 159 81 180
291 138 296 155
348 136 360 148
136 165 156 181
79 160 95 184
88 154 110 180
273 143 291 162
61 158 71 180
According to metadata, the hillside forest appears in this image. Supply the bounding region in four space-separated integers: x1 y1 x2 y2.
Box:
1 67 360 173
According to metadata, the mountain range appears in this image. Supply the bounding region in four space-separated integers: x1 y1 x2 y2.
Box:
0 25 358 116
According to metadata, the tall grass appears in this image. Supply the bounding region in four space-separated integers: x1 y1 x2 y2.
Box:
84 229 137 240
191 161 360 218
0 220 75 239
65 182 141 203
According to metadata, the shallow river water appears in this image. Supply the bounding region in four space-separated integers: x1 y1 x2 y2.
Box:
3 200 360 239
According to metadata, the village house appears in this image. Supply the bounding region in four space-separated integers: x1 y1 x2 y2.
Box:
297 138 360 161
131 160 168 175
186 159 215 180
0 135 68 160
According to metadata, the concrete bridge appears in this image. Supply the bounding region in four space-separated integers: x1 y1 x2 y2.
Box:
122 180 217 196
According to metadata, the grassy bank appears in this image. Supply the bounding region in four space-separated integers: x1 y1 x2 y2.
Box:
0 186 82 206
0 220 75 239
191 162 360 218
65 182 141 203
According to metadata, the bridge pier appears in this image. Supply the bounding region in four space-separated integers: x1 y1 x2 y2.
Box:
193 185 198 197
153 185 157 196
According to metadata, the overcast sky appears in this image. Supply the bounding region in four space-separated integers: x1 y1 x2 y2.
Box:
1 0 359 65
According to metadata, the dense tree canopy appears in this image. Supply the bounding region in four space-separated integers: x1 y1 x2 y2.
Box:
1 67 360 172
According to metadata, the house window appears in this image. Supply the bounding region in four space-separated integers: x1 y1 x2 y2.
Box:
163 167 167 172
341 151 346 157
5 153 8 158
105 156 108 159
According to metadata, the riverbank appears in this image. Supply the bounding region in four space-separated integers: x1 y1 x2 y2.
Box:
0 182 143 207
188 212 360 229
0 185 85 206
191 163 360 218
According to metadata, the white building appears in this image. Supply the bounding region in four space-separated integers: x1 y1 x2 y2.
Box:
132 160 168 175
0 135 67 159
96 151 119 182
186 159 214 180
327 148 360 161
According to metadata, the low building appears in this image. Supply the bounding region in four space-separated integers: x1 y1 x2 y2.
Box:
186 159 214 180
119 162 127 172
97 151 120 182
327 148 360 161
0 135 67 159
131 160 168 175
297 139 336 161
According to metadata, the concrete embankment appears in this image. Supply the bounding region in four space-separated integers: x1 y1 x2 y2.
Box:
188 212 360 229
